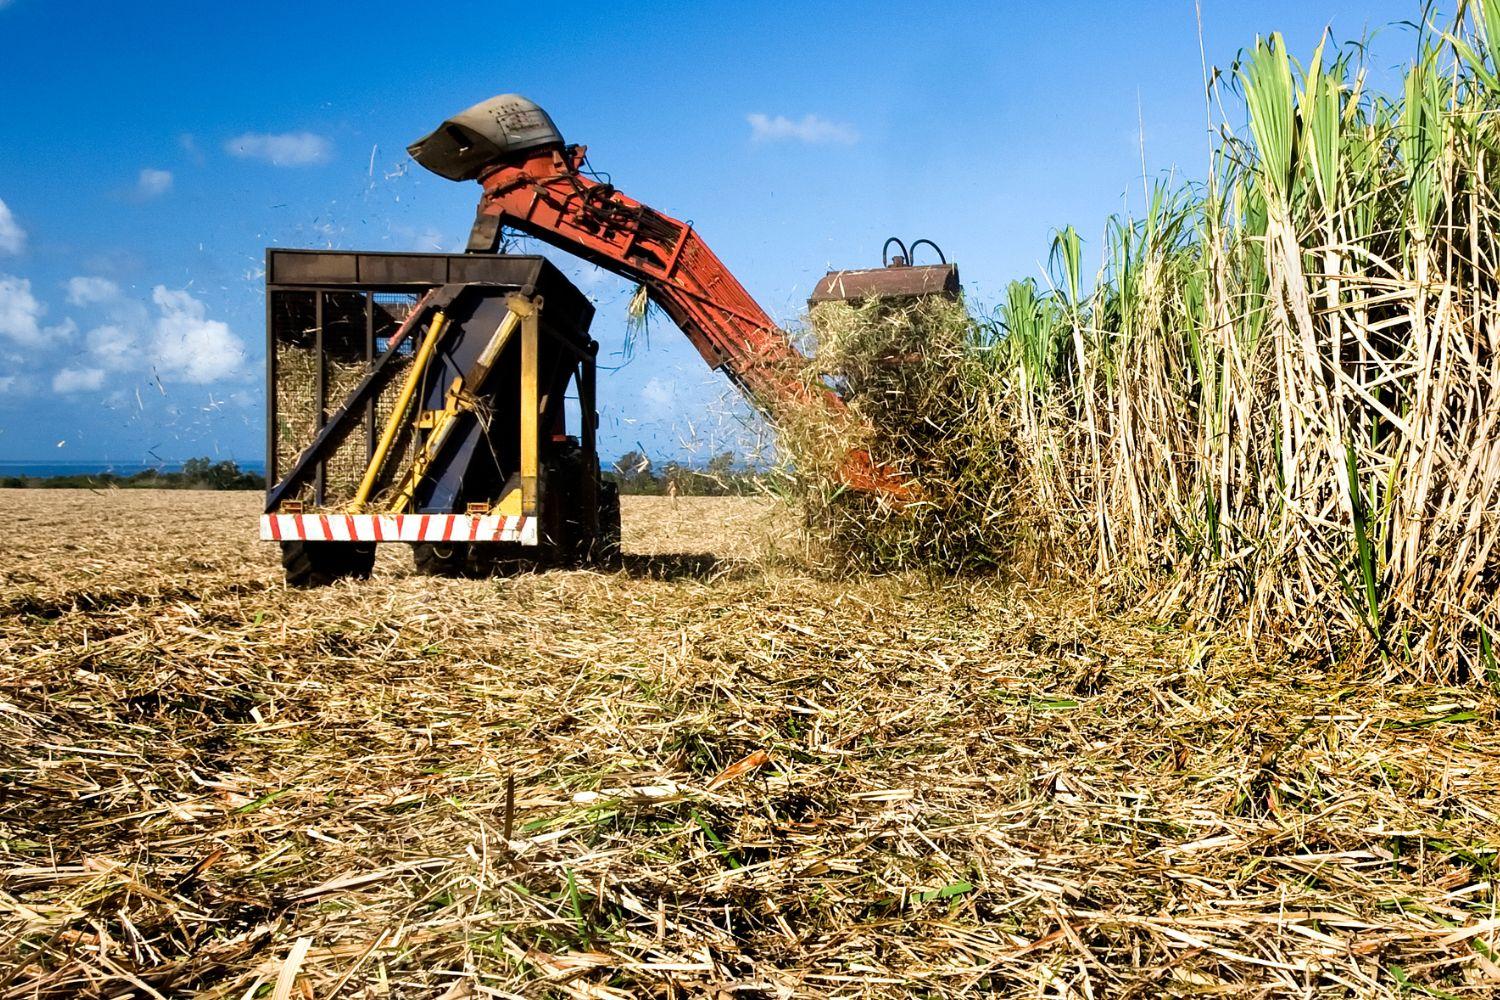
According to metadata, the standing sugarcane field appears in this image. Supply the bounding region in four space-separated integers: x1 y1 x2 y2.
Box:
4 1 1500 996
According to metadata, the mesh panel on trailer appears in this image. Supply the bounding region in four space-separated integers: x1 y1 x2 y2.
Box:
318 292 372 506
272 290 318 503
270 289 424 509
374 292 418 337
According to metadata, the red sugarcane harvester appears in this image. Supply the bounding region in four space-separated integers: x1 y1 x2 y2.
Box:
261 95 958 586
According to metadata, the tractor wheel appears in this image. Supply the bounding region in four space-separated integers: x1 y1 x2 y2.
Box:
545 440 593 567
412 542 471 577
470 543 532 577
282 541 375 588
592 481 623 570
544 439 619 569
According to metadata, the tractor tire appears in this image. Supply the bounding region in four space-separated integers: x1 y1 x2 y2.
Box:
592 481 623 570
282 541 375 588
545 440 593 567
414 541 530 577
412 542 471 577
544 438 619 569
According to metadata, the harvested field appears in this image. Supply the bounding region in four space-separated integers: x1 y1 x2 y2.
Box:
2 490 1498 997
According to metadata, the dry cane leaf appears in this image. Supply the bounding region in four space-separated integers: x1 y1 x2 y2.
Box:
706 749 772 790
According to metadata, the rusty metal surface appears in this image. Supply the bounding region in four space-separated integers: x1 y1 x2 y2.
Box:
407 93 563 181
808 263 961 305
266 250 595 336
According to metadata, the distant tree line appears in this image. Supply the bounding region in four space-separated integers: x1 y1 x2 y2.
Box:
1 458 266 491
605 450 764 496
2 453 759 496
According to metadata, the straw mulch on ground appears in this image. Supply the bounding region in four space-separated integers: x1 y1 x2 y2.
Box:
2 490 1497 997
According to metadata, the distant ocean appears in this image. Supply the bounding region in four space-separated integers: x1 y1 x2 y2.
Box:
0 459 266 478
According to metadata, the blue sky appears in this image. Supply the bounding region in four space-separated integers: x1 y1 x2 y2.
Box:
0 0 1422 468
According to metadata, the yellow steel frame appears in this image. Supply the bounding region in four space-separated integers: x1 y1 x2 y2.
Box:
386 298 531 513
518 297 539 517
352 293 544 516
351 310 447 510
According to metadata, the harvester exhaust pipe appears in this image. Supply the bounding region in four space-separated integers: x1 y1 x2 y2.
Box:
407 93 564 181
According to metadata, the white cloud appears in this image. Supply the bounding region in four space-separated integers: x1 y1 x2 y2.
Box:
179 133 205 165
26 278 244 387
86 324 138 370
1 273 245 392
136 168 173 199
45 317 77 341
149 285 245 383
66 275 120 306
225 131 333 166
52 367 105 394
0 198 25 255
747 113 858 145
641 377 674 408
0 274 43 344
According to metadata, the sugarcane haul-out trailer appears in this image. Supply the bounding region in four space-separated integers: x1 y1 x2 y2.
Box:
260 250 618 586
261 93 958 585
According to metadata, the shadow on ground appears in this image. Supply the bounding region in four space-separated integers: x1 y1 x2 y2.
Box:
621 552 748 581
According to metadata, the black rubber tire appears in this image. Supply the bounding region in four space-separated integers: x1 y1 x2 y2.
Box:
544 439 619 570
413 541 533 577
546 440 593 567
282 541 375 588
593 481 623 570
412 542 471 577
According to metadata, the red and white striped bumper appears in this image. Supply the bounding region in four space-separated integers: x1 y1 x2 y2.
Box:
261 513 537 545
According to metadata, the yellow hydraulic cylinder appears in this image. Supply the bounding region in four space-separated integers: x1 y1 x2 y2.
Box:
519 306 539 515
386 304 525 512
351 310 448 510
